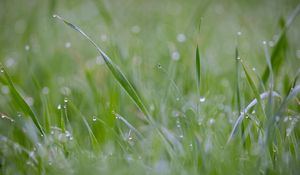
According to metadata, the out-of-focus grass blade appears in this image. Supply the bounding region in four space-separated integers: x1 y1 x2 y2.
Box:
241 62 265 116
0 64 45 135
266 84 300 143
262 4 300 83
195 45 201 95
53 15 151 123
277 84 300 115
235 47 242 115
227 91 280 144
263 43 274 119
115 113 143 139
68 102 99 150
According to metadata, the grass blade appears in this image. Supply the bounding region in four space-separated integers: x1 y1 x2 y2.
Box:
241 62 265 116
0 64 44 135
53 15 151 123
115 113 143 139
262 3 300 83
227 91 281 144
195 45 201 95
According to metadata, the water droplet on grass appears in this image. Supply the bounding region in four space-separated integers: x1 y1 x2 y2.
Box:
64 98 68 103
237 31 242 36
25 97 34 106
171 51 180 61
199 96 206 102
25 45 30 51
208 118 215 125
42 87 49 94
57 104 61 110
176 33 186 43
5 58 16 68
1 86 9 94
65 42 71 48
92 116 97 121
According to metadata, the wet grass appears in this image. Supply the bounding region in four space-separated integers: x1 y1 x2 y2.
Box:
1 0 300 174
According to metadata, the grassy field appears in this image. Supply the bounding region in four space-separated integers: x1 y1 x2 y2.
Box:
1 0 300 174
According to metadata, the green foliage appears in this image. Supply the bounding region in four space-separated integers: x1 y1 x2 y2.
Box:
0 0 300 174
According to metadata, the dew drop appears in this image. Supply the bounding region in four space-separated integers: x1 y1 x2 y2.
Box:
65 42 71 48
5 58 16 68
25 45 30 51
0 69 4 73
237 31 242 36
252 67 256 71
208 118 215 125
199 96 206 102
64 98 68 103
92 116 97 121
171 51 180 61
57 104 61 110
179 135 183 138
25 97 34 106
262 41 267 45
42 87 49 95
1 86 9 94
176 33 186 43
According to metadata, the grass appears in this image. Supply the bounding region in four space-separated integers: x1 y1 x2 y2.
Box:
1 0 300 174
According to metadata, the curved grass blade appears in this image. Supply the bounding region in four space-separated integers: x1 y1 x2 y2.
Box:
53 15 176 158
0 64 45 135
227 91 281 144
265 84 300 143
53 15 151 123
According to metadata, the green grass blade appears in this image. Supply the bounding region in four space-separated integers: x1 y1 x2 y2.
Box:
241 62 265 116
195 45 201 95
227 91 280 144
263 43 274 119
0 64 45 135
235 47 242 115
53 15 151 123
262 4 300 83
115 113 143 139
53 15 185 159
69 102 99 150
